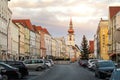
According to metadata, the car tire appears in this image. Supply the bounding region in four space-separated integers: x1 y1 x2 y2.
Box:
95 73 97 77
97 73 102 79
36 67 42 71
2 75 8 80
46 65 49 68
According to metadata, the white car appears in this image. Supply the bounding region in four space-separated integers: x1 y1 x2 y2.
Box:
45 61 52 67
88 61 95 69
87 59 99 70
24 59 46 71
48 59 54 66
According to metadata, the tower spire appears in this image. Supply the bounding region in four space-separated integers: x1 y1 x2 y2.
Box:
68 17 74 33
70 17 72 25
67 17 75 46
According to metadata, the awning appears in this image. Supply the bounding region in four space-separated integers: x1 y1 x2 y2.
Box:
109 53 116 57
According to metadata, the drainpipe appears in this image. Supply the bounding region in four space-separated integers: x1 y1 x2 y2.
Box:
18 35 20 60
7 18 11 60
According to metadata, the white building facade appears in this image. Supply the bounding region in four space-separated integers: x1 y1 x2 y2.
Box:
45 33 52 58
10 21 19 60
51 38 57 57
0 0 12 60
94 34 98 58
108 10 120 61
30 31 36 59
55 39 61 57
35 30 41 58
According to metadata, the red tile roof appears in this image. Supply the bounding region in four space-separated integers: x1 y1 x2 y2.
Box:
43 28 50 35
109 6 120 19
12 19 34 31
12 19 51 35
36 26 50 35
36 26 43 31
33 25 39 33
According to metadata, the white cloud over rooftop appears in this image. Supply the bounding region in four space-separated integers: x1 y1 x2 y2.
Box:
8 0 120 45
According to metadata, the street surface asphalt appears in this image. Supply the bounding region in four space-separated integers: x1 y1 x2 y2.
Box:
22 62 105 80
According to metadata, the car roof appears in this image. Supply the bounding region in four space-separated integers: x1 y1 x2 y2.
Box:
97 60 112 62
0 62 14 68
89 59 98 60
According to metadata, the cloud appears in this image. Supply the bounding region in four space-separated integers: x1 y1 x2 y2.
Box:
8 0 120 45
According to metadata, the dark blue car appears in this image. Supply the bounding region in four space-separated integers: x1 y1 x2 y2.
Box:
0 62 21 80
95 60 115 79
110 68 120 80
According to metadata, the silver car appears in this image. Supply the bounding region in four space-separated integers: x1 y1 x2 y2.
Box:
23 59 46 71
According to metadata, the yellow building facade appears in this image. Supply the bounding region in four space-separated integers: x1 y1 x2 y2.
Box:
97 18 109 60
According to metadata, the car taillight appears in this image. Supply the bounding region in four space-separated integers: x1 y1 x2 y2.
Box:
10 70 18 74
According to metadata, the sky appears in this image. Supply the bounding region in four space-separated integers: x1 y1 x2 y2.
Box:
8 0 120 46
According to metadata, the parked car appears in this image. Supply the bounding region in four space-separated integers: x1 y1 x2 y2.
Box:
1 60 29 78
95 60 115 79
0 62 21 80
87 59 99 70
78 59 88 67
109 68 120 80
47 59 54 66
24 59 46 71
0 74 2 80
1 75 8 80
45 60 52 68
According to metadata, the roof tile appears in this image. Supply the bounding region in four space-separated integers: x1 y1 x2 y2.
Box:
109 6 120 19
12 19 34 31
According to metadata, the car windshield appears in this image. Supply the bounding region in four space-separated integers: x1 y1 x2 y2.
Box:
98 61 115 67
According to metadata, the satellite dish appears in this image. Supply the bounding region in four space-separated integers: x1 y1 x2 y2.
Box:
114 28 120 43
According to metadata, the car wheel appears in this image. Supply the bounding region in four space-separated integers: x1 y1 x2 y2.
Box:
46 65 49 68
36 67 42 71
97 72 102 79
95 73 97 77
2 75 8 80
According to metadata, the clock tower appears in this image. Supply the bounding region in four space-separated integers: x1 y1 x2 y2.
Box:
67 18 75 46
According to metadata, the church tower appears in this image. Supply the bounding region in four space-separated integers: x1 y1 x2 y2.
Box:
67 18 75 46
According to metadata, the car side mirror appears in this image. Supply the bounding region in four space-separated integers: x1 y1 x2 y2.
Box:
115 63 118 67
